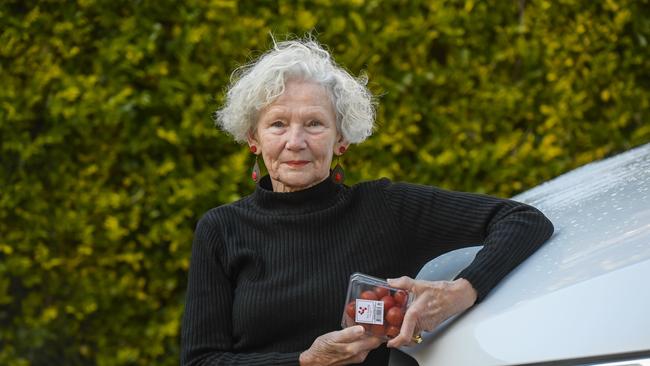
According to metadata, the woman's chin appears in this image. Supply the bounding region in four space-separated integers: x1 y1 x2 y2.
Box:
272 172 328 191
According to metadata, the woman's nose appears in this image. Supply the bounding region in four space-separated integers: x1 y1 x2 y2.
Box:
285 125 307 150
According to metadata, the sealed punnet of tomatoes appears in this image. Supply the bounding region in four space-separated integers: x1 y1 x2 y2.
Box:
341 272 415 340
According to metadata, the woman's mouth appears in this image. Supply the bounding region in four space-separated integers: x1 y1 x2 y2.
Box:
285 160 310 167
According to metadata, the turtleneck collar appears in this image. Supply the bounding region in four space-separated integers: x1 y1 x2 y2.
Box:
251 175 344 214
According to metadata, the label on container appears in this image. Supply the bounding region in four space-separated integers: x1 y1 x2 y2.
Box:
354 299 384 325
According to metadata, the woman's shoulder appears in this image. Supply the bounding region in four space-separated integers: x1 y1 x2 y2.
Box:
350 177 392 190
352 178 434 193
194 194 256 226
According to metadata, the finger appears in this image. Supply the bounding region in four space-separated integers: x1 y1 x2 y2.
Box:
359 334 385 350
334 349 370 366
387 307 418 348
408 325 423 346
341 336 383 364
334 325 365 343
411 325 421 340
387 276 415 290
351 350 370 364
346 336 383 356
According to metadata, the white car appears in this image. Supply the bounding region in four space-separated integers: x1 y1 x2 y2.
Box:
390 143 650 366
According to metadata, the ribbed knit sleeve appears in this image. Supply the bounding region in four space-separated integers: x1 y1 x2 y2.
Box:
382 180 554 302
180 214 301 366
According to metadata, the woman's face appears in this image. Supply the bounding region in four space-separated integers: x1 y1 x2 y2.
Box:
249 79 347 192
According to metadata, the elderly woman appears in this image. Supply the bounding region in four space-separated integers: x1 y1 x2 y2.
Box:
181 39 553 366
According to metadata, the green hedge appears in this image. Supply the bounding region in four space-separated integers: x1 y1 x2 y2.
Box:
1 0 648 364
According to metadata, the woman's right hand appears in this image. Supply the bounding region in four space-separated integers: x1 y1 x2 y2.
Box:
299 325 383 365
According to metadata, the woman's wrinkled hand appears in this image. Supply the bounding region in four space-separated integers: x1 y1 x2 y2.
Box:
299 325 383 366
385 276 478 348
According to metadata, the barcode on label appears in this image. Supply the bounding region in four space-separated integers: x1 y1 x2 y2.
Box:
373 301 384 323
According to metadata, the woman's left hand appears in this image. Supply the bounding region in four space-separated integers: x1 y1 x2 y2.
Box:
385 276 478 348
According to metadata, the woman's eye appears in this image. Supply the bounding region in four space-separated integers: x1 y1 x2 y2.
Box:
270 121 285 128
307 120 322 127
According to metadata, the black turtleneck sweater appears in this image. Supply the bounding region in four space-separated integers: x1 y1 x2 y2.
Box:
180 175 554 365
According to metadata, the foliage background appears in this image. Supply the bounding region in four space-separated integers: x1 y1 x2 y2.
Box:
1 0 648 364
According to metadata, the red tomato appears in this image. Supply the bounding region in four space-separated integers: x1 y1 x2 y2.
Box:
374 286 390 298
346 301 356 319
369 324 385 336
385 307 404 326
393 290 408 306
360 290 378 301
380 295 395 312
386 325 400 338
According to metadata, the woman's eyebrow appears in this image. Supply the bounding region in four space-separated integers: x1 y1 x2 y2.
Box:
299 107 332 118
260 107 288 120
261 106 331 121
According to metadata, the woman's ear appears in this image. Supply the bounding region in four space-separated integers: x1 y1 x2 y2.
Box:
334 134 350 156
247 130 260 153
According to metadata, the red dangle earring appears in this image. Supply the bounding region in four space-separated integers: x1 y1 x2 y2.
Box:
331 146 346 184
250 146 260 183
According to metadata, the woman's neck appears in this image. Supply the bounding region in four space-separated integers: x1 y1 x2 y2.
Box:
270 176 329 192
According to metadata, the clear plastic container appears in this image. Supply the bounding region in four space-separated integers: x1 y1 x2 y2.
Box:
341 272 415 340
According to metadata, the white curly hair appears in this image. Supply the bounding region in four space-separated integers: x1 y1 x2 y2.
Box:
215 38 376 144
